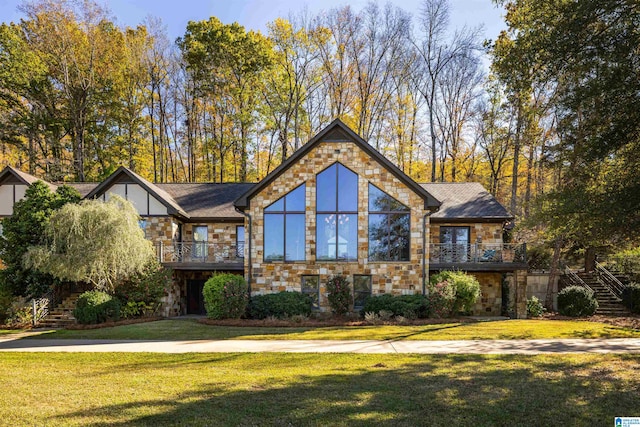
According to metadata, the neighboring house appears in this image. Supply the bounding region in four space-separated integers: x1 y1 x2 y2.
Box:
0 119 528 317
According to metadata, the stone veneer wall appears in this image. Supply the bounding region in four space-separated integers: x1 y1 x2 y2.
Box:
183 222 243 248
504 271 528 319
144 216 180 248
247 141 429 309
468 272 503 316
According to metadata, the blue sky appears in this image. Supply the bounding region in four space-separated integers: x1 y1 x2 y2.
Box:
0 0 506 43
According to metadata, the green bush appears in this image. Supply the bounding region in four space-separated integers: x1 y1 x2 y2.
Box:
526 296 546 317
557 286 598 317
430 271 481 314
202 273 248 319
612 247 640 282
326 275 352 316
622 283 640 314
362 294 430 319
73 291 121 324
114 262 170 317
247 292 313 319
428 280 456 318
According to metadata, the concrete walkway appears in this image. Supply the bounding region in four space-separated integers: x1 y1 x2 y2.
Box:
1 336 640 354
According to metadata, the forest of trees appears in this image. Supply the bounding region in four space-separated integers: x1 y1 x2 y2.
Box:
1 0 638 251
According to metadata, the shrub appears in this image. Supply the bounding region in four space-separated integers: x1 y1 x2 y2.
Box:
526 296 546 317
0 282 13 324
114 262 170 317
622 283 640 314
326 275 352 316
430 271 481 315
73 291 121 324
247 292 312 319
202 273 248 319
557 286 598 317
361 294 430 319
612 247 640 282
428 280 456 318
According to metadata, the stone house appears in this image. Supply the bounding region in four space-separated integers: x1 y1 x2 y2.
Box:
0 119 527 317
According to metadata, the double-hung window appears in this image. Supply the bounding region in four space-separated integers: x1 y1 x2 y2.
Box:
368 184 410 261
264 184 306 262
316 163 358 261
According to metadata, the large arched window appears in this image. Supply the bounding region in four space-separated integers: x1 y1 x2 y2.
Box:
316 163 358 261
368 183 410 261
264 184 306 261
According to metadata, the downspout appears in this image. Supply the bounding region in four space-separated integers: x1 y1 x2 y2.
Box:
422 209 435 295
235 207 252 296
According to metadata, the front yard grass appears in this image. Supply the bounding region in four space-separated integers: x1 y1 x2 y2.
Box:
0 352 637 426
17 318 640 340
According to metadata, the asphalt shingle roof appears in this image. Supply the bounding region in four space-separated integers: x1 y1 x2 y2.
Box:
420 182 512 220
157 183 255 219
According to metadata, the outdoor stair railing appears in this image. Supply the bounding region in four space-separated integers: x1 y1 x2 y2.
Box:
594 261 625 300
564 267 593 293
31 289 54 326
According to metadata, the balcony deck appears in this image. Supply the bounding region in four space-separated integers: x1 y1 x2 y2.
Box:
429 243 527 271
156 242 244 271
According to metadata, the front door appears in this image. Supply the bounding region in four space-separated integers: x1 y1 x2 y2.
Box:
440 226 470 262
186 279 206 315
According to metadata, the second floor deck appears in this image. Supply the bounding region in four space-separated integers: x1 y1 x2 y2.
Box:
156 241 244 270
429 243 527 271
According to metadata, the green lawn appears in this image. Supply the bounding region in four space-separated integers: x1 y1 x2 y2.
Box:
16 318 640 340
0 352 637 426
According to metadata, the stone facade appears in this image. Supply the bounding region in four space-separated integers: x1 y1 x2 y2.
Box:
504 271 528 319
246 141 430 308
468 272 503 316
143 216 180 247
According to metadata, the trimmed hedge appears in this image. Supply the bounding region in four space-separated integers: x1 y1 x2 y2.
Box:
73 290 121 324
622 283 640 314
362 294 430 319
202 274 248 319
247 291 313 319
557 286 598 317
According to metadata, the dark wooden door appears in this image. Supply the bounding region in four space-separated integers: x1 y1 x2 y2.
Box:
187 279 206 315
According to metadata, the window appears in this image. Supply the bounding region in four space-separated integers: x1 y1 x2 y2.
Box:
316 163 358 261
440 226 470 262
264 184 306 262
138 219 148 239
368 184 410 261
353 275 372 309
193 225 208 260
301 275 320 310
236 225 245 259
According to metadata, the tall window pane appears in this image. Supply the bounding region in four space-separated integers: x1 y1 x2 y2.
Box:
264 184 306 262
264 215 284 261
368 184 410 261
316 164 358 261
285 214 305 261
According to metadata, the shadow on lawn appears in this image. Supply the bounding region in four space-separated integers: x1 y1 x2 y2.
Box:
49 354 640 426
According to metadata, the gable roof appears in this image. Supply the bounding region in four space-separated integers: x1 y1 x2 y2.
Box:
420 182 512 221
234 119 440 210
84 166 189 218
0 166 57 191
156 183 254 220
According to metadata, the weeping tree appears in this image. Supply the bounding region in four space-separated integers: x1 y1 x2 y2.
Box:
25 195 156 292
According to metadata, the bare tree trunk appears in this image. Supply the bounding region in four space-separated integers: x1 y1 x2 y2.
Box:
546 236 563 310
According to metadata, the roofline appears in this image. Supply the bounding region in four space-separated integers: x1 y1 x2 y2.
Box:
0 166 57 190
430 216 514 223
234 119 441 210
84 166 189 219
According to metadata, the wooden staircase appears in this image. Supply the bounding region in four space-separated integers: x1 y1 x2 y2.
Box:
576 272 629 316
38 293 82 328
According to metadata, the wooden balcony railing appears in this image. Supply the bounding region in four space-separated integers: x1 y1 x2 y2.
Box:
429 243 527 264
156 241 244 264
